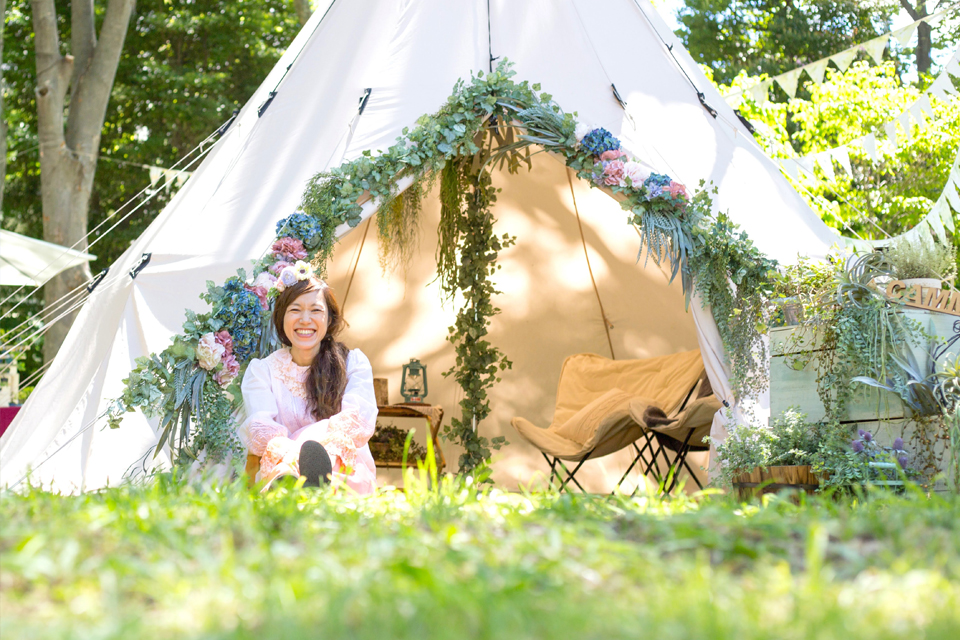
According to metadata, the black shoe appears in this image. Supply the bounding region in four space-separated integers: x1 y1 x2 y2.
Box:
299 441 332 488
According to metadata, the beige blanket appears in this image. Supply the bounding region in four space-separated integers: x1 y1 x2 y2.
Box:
511 350 709 461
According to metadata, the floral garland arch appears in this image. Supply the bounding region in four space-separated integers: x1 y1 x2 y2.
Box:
109 62 776 472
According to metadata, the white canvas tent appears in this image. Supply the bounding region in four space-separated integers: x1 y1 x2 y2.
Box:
0 0 842 493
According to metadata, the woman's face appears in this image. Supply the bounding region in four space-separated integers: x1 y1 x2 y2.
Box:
283 288 328 364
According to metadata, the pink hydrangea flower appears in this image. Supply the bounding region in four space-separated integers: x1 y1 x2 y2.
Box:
269 261 292 276
271 237 307 262
666 181 688 201
215 352 240 387
244 283 269 310
603 160 625 186
214 330 233 356
600 149 628 162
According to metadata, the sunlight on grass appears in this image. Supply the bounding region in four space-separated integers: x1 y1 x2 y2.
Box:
2 470 959 639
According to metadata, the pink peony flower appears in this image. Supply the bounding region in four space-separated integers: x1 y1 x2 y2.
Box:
667 181 688 201
271 237 308 262
269 261 292 276
619 161 651 188
253 272 277 290
603 160 625 186
600 149 628 162
215 352 240 387
214 330 234 356
197 333 225 371
244 283 269 310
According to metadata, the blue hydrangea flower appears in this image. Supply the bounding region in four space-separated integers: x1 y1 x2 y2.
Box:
276 212 323 249
212 276 264 362
643 173 672 201
580 128 620 157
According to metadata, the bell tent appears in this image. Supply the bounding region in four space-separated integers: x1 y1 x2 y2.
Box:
0 0 841 493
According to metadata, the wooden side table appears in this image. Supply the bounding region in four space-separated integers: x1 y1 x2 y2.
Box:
375 404 446 471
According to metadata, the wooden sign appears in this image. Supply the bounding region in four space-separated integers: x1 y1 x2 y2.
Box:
885 281 960 317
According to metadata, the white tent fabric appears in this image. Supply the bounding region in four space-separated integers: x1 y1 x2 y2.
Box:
0 230 96 287
0 0 841 493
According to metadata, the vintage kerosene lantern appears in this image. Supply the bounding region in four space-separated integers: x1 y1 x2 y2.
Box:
400 358 428 404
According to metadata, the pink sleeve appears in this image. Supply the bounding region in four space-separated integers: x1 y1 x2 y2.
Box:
292 349 378 468
239 358 290 456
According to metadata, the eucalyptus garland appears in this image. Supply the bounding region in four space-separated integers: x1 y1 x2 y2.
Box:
109 61 777 472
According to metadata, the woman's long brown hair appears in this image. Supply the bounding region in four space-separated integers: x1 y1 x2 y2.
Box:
272 278 349 420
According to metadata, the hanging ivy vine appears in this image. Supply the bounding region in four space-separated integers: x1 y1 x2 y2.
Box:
109 61 778 475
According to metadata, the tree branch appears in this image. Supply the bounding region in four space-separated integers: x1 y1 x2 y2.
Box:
66 0 135 153
899 0 920 21
70 0 97 91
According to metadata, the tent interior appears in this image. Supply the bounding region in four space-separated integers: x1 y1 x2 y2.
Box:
326 150 705 492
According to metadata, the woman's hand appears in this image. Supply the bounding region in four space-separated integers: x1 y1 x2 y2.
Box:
259 436 300 487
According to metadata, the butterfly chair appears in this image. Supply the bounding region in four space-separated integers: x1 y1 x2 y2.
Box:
620 372 722 494
510 350 707 493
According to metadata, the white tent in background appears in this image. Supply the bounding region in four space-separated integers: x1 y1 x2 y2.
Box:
0 230 96 287
0 0 841 493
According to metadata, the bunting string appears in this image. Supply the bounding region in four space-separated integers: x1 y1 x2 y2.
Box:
724 3 958 107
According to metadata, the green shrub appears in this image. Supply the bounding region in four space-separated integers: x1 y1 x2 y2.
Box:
885 235 957 281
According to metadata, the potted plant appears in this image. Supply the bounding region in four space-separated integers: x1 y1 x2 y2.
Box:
884 235 956 290
369 422 434 466
712 409 821 497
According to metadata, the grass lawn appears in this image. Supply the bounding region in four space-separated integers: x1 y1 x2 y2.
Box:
2 469 959 639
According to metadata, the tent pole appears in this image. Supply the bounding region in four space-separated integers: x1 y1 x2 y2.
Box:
566 168 616 360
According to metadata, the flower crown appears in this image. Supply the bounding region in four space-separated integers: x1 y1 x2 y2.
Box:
273 260 313 293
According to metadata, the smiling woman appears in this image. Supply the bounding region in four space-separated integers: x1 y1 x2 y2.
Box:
239 270 378 493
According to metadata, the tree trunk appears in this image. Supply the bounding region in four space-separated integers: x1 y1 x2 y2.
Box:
32 0 136 363
900 0 932 75
293 0 311 26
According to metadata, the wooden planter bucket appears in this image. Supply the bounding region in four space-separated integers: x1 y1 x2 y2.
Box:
732 465 820 500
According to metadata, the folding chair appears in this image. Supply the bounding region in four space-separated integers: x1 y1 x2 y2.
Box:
619 372 721 494
510 350 707 493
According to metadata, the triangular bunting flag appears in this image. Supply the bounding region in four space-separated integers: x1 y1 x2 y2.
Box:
917 93 934 118
775 69 801 98
928 74 955 101
945 180 960 214
927 199 948 243
832 146 852 176
796 157 816 177
831 48 859 72
861 36 888 64
162 168 179 192
749 81 769 106
893 22 918 47
148 166 163 187
780 159 800 180
175 172 190 188
726 92 744 108
861 133 879 161
909 101 927 130
815 152 836 181
898 112 913 143
805 59 830 85
884 121 900 150
946 56 960 78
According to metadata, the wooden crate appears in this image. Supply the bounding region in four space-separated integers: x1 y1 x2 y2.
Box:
770 309 959 424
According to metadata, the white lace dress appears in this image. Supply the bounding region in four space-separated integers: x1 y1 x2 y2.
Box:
239 348 378 494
